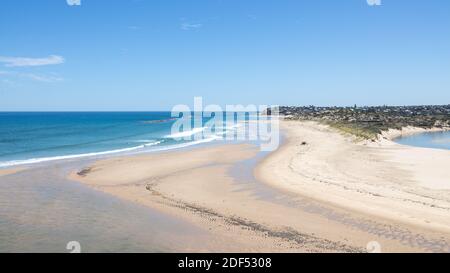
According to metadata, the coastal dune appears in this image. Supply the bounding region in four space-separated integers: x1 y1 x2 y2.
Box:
69 120 450 252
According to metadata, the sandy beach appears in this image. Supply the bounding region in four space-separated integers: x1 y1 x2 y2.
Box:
68 120 450 252
0 168 24 177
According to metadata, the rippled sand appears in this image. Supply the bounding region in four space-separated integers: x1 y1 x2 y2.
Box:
3 120 450 252
71 121 450 252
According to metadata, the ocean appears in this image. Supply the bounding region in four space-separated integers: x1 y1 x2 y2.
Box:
395 131 450 150
0 112 246 168
0 111 258 252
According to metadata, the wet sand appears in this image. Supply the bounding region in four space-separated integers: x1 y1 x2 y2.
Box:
69 144 340 252
0 168 24 177
0 160 253 252
69 121 450 252
3 120 450 252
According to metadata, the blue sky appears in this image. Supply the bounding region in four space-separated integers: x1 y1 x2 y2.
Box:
0 0 449 111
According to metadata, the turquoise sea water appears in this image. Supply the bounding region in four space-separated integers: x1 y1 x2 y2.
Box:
395 131 450 150
0 112 244 168
0 112 259 252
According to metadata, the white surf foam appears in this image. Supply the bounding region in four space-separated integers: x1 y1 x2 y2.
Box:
0 141 163 168
149 135 222 152
164 127 206 139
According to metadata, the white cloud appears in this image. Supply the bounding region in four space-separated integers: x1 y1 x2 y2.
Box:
367 0 381 6
67 0 81 6
181 23 203 31
23 73 63 83
0 70 63 83
0 55 65 67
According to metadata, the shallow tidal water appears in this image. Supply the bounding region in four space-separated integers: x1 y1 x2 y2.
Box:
0 161 209 253
0 114 267 252
395 131 450 150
